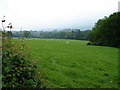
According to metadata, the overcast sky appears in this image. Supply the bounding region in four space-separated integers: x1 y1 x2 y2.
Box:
0 0 119 31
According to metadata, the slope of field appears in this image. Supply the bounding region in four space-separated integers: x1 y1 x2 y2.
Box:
26 39 118 88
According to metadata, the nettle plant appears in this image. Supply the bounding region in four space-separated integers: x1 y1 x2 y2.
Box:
2 16 44 88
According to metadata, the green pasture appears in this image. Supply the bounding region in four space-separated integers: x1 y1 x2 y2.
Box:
25 38 118 88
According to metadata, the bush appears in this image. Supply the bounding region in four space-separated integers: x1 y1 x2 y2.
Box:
2 36 44 88
86 42 92 45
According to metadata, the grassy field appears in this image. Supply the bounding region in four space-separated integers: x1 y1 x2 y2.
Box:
25 38 118 88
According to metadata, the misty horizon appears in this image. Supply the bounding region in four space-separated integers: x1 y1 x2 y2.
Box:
0 0 119 31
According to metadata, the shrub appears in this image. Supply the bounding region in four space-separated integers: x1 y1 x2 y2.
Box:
87 42 92 45
6 31 13 37
2 36 44 88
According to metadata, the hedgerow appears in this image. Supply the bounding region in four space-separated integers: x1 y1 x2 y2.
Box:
2 32 44 88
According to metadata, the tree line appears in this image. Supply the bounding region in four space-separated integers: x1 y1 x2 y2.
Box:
12 29 91 40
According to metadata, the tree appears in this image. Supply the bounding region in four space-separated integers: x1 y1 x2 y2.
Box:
23 31 31 38
90 12 120 47
75 29 81 40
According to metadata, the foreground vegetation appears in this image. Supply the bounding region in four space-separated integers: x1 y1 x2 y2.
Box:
2 36 44 88
26 39 118 88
